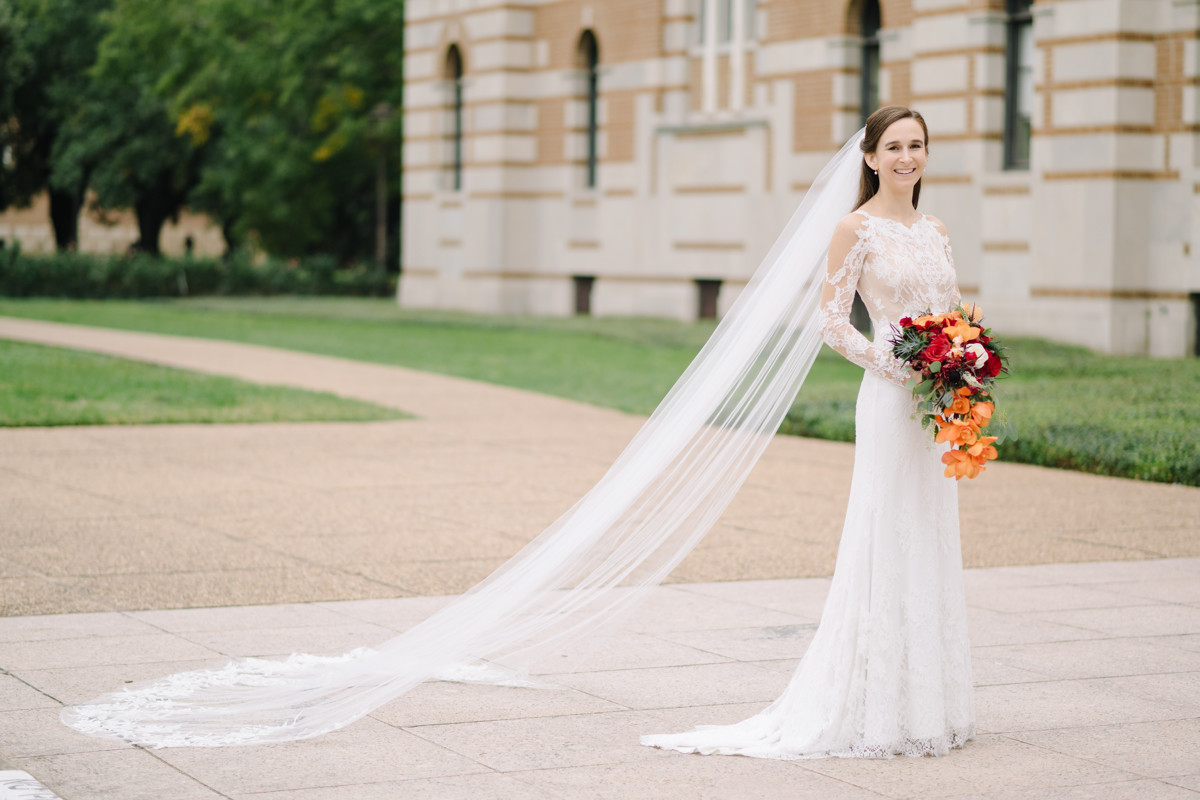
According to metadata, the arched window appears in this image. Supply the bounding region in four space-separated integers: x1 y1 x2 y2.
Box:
859 0 881 124
445 44 464 191
1004 0 1034 169
578 30 600 189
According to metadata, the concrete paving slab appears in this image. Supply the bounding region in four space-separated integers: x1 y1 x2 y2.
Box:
11 660 225 707
974 637 1200 681
964 606 1108 647
175 621 396 659
1166 775 1200 793
965 659 1050 687
989 558 1200 586
941 782 1200 800
672 576 834 615
1080 672 1200 711
153 717 488 795
0 563 1196 798
1032 604 1200 637
58 566 401 614
0 708 127 759
973 678 1188 733
1086 577 1200 606
556 661 790 710
127 603 358 634
4 631 218 671
799 734 1139 798
406 709 671 772
1148 635 1200 653
0 675 58 712
370 680 624 728
0 611 158 643
652 622 819 662
315 595 456 630
16 749 227 800
965 583 1159 614
619 587 814 634
232 771 563 800
509 756 885 800
1012 718 1200 779
531 629 736 674
3 319 1200 798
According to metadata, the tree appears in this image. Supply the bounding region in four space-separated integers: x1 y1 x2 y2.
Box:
50 0 203 255
165 0 405 262
0 0 112 250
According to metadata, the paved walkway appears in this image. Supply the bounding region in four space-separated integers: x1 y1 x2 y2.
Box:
1 317 1199 799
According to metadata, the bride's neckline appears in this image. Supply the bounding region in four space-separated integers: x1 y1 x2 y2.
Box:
857 209 927 231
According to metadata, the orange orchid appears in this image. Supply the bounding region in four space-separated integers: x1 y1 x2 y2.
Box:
962 303 984 322
969 401 994 426
935 418 980 448
942 320 981 342
942 449 983 480
947 395 972 416
967 437 999 461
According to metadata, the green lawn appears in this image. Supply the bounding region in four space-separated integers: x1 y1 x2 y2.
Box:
0 338 407 427
0 297 1195 485
0 297 720 415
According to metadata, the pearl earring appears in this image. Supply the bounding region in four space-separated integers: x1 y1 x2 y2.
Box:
873 169 877 176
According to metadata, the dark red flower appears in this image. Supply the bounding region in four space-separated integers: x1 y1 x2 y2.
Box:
981 351 1003 378
899 316 914 327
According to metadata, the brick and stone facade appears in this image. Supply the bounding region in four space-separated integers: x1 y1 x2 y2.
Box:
400 0 1200 356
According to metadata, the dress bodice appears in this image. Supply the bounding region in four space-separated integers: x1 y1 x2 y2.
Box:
819 211 960 386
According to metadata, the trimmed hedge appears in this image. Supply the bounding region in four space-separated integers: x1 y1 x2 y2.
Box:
0 246 394 299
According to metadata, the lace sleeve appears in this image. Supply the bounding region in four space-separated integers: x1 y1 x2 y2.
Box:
819 220 911 387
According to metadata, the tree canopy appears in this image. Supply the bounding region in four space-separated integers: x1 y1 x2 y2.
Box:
0 0 113 249
0 0 404 261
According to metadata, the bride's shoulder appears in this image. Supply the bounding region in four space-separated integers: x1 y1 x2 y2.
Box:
923 213 951 238
833 211 870 239
837 210 870 228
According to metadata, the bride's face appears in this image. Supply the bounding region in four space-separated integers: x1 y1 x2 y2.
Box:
865 118 927 191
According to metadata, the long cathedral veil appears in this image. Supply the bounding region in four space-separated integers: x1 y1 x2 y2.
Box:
61 129 867 748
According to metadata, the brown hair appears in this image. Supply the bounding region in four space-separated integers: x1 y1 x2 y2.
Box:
854 105 929 211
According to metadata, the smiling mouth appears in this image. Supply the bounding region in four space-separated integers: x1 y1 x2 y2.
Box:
895 168 916 175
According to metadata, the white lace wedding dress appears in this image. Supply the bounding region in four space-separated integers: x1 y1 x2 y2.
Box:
642 209 975 759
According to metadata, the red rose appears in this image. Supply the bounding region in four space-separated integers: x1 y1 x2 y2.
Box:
899 316 914 327
981 351 1003 378
921 334 952 362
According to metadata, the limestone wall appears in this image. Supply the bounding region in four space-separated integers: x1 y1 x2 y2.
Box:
401 0 1200 356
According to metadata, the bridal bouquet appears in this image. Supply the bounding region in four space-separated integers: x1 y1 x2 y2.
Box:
888 305 1009 480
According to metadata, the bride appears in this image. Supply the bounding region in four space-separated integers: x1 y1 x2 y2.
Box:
62 106 974 758
641 104 974 759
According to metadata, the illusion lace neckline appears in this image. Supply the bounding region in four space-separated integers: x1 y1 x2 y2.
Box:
857 210 928 232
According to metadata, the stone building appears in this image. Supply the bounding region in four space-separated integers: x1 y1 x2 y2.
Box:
400 0 1200 357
